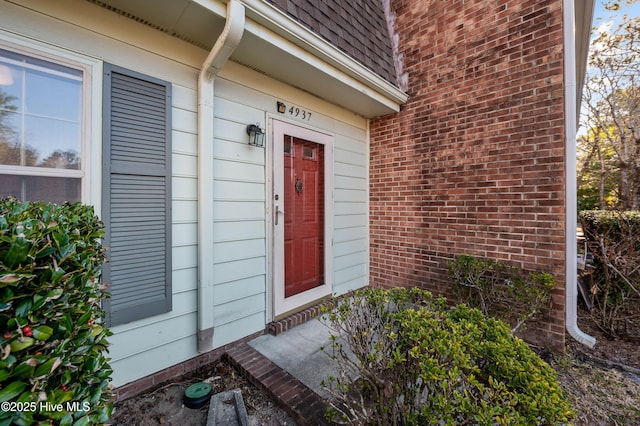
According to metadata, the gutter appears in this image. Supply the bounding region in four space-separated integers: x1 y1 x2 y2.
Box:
563 0 596 348
197 0 245 353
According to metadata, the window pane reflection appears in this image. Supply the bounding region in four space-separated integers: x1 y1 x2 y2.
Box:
0 174 80 203
0 48 82 170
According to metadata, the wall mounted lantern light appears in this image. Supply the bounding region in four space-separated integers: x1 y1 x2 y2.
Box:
246 123 265 148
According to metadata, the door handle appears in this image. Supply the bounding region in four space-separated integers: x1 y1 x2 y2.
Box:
295 177 303 195
275 205 285 225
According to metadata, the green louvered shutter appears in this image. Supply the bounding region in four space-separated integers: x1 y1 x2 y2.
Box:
102 64 172 326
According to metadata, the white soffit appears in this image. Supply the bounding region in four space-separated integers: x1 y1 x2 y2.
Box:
87 0 406 117
574 0 596 115
235 26 404 117
238 0 407 116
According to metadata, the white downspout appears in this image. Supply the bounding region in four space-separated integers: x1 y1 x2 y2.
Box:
197 0 245 353
563 0 596 348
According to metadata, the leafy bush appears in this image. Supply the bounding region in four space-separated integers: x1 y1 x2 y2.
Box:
579 210 640 337
0 197 113 425
321 287 574 425
448 254 555 333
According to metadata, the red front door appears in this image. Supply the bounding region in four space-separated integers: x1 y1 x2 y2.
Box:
283 136 325 297
272 120 332 317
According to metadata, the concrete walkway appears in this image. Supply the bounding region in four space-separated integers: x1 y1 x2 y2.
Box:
248 319 338 399
223 317 339 425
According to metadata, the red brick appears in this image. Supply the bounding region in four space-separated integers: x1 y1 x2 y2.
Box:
115 375 154 401
152 364 184 386
371 0 567 350
279 381 306 403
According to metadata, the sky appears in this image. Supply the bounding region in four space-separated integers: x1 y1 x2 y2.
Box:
578 0 640 132
592 0 640 38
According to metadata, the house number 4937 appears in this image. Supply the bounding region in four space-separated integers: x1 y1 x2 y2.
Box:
288 106 311 121
278 102 312 121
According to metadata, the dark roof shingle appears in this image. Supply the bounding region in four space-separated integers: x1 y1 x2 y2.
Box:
267 0 397 86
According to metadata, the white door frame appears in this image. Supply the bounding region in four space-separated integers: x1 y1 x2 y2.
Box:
270 118 333 318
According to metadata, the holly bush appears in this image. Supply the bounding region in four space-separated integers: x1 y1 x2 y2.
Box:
0 197 113 425
321 287 575 425
448 254 555 333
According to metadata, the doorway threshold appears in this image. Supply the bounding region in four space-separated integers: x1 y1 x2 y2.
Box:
268 297 333 335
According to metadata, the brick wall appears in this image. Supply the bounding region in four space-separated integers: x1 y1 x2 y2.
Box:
370 0 567 348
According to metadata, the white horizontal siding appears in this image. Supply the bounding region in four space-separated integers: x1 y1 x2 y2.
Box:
213 312 265 347
334 161 367 179
334 264 368 286
210 78 369 323
172 268 198 293
335 188 368 203
333 132 369 295
110 334 196 386
213 220 265 242
213 137 265 163
213 257 266 286
174 245 198 270
1 0 371 388
168 82 200 385
211 97 267 339
109 297 196 360
334 201 368 216
336 146 367 165
213 239 266 263
214 98 263 128
334 251 368 272
334 226 368 243
213 159 265 185
214 275 265 305
173 107 198 134
213 201 265 221
335 175 367 191
173 222 198 246
173 153 198 178
173 200 198 223
334 213 368 229
334 238 368 258
213 293 265 326
0 2 205 388
173 177 198 200
213 180 265 200
173 86 197 110
173 131 198 157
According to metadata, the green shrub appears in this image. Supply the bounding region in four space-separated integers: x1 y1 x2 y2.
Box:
579 210 640 337
448 254 555 333
0 197 113 425
321 287 575 425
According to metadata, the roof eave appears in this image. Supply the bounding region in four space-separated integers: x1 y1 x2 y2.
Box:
181 0 409 117
575 0 596 115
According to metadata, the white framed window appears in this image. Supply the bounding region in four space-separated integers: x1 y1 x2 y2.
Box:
0 45 89 204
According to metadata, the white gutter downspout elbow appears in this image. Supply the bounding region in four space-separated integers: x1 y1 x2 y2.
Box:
563 0 596 348
197 0 245 353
